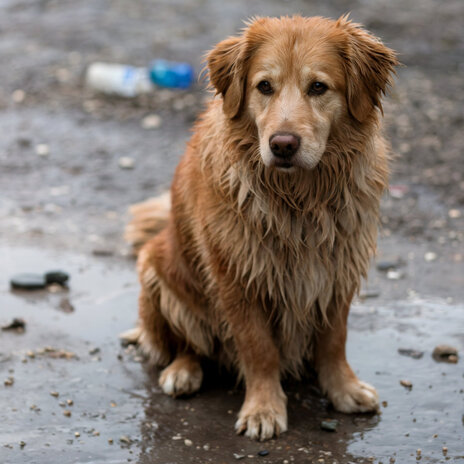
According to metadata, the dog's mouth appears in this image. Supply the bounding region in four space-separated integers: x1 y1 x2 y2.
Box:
273 159 294 169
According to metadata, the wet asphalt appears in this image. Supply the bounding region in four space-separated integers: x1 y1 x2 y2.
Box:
0 0 463 463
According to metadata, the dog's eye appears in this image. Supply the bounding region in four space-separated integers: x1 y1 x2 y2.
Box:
257 80 274 95
308 81 328 96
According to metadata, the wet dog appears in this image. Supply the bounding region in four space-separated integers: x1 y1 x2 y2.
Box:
123 15 397 440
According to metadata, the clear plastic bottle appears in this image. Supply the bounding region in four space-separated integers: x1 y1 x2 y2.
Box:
86 63 154 97
86 60 194 97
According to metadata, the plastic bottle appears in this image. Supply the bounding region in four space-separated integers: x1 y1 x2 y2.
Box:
149 59 194 89
86 60 194 97
86 63 154 97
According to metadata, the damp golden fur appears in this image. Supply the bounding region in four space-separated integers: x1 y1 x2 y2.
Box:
123 15 398 441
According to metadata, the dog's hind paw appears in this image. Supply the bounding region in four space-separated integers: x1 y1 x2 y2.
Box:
159 354 203 397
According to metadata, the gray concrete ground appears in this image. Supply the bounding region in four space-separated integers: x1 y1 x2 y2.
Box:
0 0 463 463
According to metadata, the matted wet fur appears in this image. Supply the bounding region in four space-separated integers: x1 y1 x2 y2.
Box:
124 15 398 440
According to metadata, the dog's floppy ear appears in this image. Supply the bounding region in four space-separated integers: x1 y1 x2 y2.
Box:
207 36 248 119
337 15 398 123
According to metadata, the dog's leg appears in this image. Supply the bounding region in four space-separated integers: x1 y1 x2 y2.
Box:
314 295 379 413
159 352 203 397
220 295 287 441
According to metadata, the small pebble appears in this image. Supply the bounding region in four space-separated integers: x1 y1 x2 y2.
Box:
1 318 26 332
26 350 35 358
10 273 47 290
141 114 162 129
233 453 245 460
382 401 388 407
74 432 80 438
119 435 131 445
398 348 424 359
442 446 448 455
93 431 100 436
387 269 404 280
320 419 338 432
36 144 50 157
50 391 59 397
45 270 69 285
416 449 421 456
400 379 413 389
376 260 400 272
433 345 459 363
258 450 269 456
4 377 14 386
59 298 74 313
12 89 26 103
19 440 26 448
108 438 113 445
67 399 73 406
184 439 193 446
89 347 100 355
63 410 72 417
203 444 210 451
424 252 437 262
118 157 135 169
448 209 461 219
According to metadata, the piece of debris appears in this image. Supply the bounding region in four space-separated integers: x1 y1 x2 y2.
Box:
400 379 413 389
92 248 114 257
184 439 193 446
433 345 459 363
10 273 47 290
118 157 135 169
359 289 380 299
1 318 26 332
45 270 69 285
424 252 437 262
59 297 74 313
4 377 14 386
41 347 76 359
398 348 424 359
141 114 162 130
119 435 131 445
35 144 50 157
320 419 338 432
389 184 409 199
233 453 245 460
387 270 405 280
376 260 400 272
89 347 100 355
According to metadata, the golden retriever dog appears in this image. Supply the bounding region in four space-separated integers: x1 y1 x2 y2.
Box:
123 15 398 440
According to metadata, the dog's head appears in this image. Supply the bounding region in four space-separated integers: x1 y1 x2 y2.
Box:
207 16 398 171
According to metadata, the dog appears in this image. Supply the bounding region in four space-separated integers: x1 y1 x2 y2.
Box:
123 15 398 441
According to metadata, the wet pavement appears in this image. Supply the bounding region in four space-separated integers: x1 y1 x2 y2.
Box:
1 0 464 462
1 245 462 464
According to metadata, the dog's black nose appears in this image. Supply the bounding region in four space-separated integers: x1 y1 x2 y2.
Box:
269 133 300 158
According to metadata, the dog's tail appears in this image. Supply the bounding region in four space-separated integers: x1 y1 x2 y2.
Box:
124 191 171 254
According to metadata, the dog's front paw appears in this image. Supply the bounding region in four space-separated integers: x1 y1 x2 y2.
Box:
235 393 287 441
329 378 379 413
159 355 203 397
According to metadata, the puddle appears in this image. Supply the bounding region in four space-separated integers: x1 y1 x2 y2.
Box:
0 246 462 463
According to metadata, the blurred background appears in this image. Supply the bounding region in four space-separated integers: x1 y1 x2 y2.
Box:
0 1 463 463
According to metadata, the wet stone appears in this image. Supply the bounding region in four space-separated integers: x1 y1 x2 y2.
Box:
45 270 69 285
257 450 269 456
10 273 47 290
1 318 26 332
320 419 338 432
398 348 424 359
433 344 458 363
400 379 413 389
